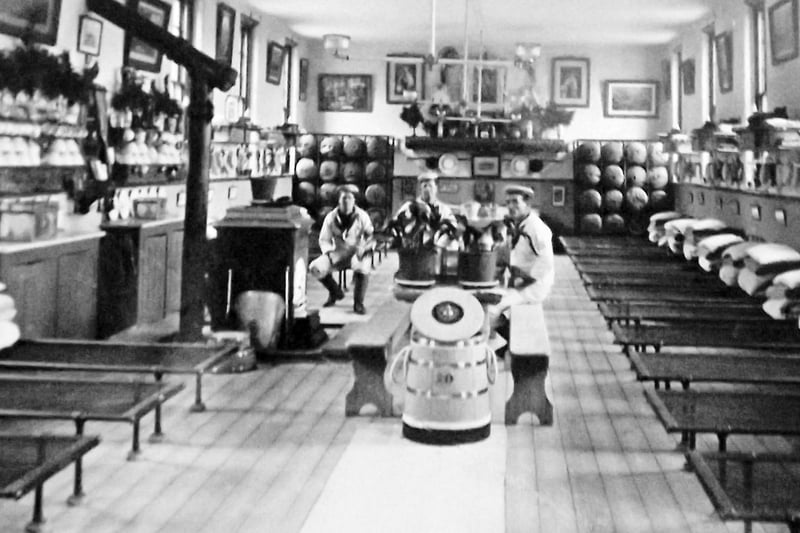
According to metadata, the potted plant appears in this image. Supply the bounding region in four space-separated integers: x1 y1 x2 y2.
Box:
454 214 507 288
388 200 455 286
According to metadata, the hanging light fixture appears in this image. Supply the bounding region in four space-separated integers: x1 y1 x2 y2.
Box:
323 34 351 60
514 42 541 77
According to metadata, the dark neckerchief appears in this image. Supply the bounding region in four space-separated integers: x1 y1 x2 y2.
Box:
335 209 357 232
509 213 537 255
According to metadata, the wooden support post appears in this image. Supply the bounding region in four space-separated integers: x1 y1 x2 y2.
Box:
179 75 213 341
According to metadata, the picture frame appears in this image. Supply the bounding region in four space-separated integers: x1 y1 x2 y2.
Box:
0 0 61 45
298 58 309 102
266 41 285 85
769 0 799 65
661 59 671 101
471 66 505 105
682 58 695 95
715 32 733 93
124 0 171 73
224 95 241 122
603 80 659 118
386 56 425 103
215 3 236 67
552 186 566 207
551 57 590 107
471 155 501 178
318 74 373 112
77 15 103 56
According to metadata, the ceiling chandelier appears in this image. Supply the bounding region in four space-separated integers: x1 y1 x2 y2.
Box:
323 33 350 60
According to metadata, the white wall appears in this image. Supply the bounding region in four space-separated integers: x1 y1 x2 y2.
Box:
303 41 670 142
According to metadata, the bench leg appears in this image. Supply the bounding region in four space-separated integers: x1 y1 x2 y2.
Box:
346 356 393 417
150 402 165 443
128 420 141 461
505 355 553 426
68 420 86 506
191 373 206 412
25 485 45 533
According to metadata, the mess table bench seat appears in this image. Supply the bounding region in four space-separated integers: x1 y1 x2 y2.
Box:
0 339 236 412
0 376 184 460
598 302 769 325
505 304 552 425
345 299 411 416
612 322 800 354
644 388 800 451
581 272 723 287
686 451 800 533
573 262 699 275
0 434 100 533
630 351 800 389
587 285 746 303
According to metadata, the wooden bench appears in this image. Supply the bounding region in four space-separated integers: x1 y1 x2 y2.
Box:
581 271 719 286
505 304 553 425
598 302 769 326
687 451 800 533
345 299 411 416
0 434 101 530
629 351 800 390
612 322 800 355
644 388 800 451
587 285 745 303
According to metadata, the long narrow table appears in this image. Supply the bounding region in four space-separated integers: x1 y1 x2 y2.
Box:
686 451 800 533
580 271 717 286
629 351 800 389
0 339 236 411
573 262 698 275
612 322 800 353
598 302 770 325
644 388 800 451
587 285 749 303
0 376 184 460
0 434 100 531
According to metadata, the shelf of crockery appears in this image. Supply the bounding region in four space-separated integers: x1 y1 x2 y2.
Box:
0 165 87 195
110 163 188 186
404 137 568 157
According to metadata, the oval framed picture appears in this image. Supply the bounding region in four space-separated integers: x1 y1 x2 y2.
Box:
438 153 458 175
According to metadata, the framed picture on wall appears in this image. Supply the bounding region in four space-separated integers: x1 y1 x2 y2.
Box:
769 0 799 65
298 58 309 101
551 57 590 107
603 80 659 118
318 74 373 112
215 3 236 67
716 32 733 93
471 66 505 104
266 41 285 85
124 0 171 73
386 56 425 103
77 15 103 56
471 155 501 178
0 0 61 45
682 58 695 95
552 186 566 207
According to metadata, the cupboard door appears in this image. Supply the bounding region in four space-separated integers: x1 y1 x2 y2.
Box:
139 234 167 323
166 229 183 314
56 245 98 339
5 259 58 338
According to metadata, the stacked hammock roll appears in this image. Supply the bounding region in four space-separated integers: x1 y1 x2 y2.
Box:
738 243 800 296
696 233 745 272
680 219 729 260
660 217 696 250
0 283 19 350
647 211 682 243
763 269 800 319
719 241 759 287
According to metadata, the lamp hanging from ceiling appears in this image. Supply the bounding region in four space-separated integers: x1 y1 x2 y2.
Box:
514 42 541 77
323 33 350 60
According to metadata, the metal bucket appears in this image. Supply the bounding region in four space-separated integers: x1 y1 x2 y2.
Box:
395 247 438 287
389 330 496 444
457 249 497 288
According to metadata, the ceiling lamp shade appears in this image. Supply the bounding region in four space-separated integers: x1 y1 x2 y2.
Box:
323 34 351 59
514 43 541 63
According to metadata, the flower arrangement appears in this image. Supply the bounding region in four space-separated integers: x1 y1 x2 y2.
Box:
387 200 458 250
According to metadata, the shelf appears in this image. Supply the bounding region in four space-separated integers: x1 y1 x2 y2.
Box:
0 166 87 196
404 137 568 156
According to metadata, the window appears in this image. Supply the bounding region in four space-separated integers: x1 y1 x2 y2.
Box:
238 16 258 112
168 0 194 86
283 40 295 122
750 0 767 110
704 24 716 122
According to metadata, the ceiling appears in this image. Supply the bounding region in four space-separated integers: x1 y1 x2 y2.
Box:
248 0 716 53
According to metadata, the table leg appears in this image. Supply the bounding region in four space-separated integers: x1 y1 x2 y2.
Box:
190 372 206 412
128 420 141 461
25 485 45 533
68 420 86 505
150 373 165 443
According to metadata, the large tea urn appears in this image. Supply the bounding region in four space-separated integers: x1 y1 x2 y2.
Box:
210 204 319 349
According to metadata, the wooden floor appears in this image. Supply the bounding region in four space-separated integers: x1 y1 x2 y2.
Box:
0 253 794 532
